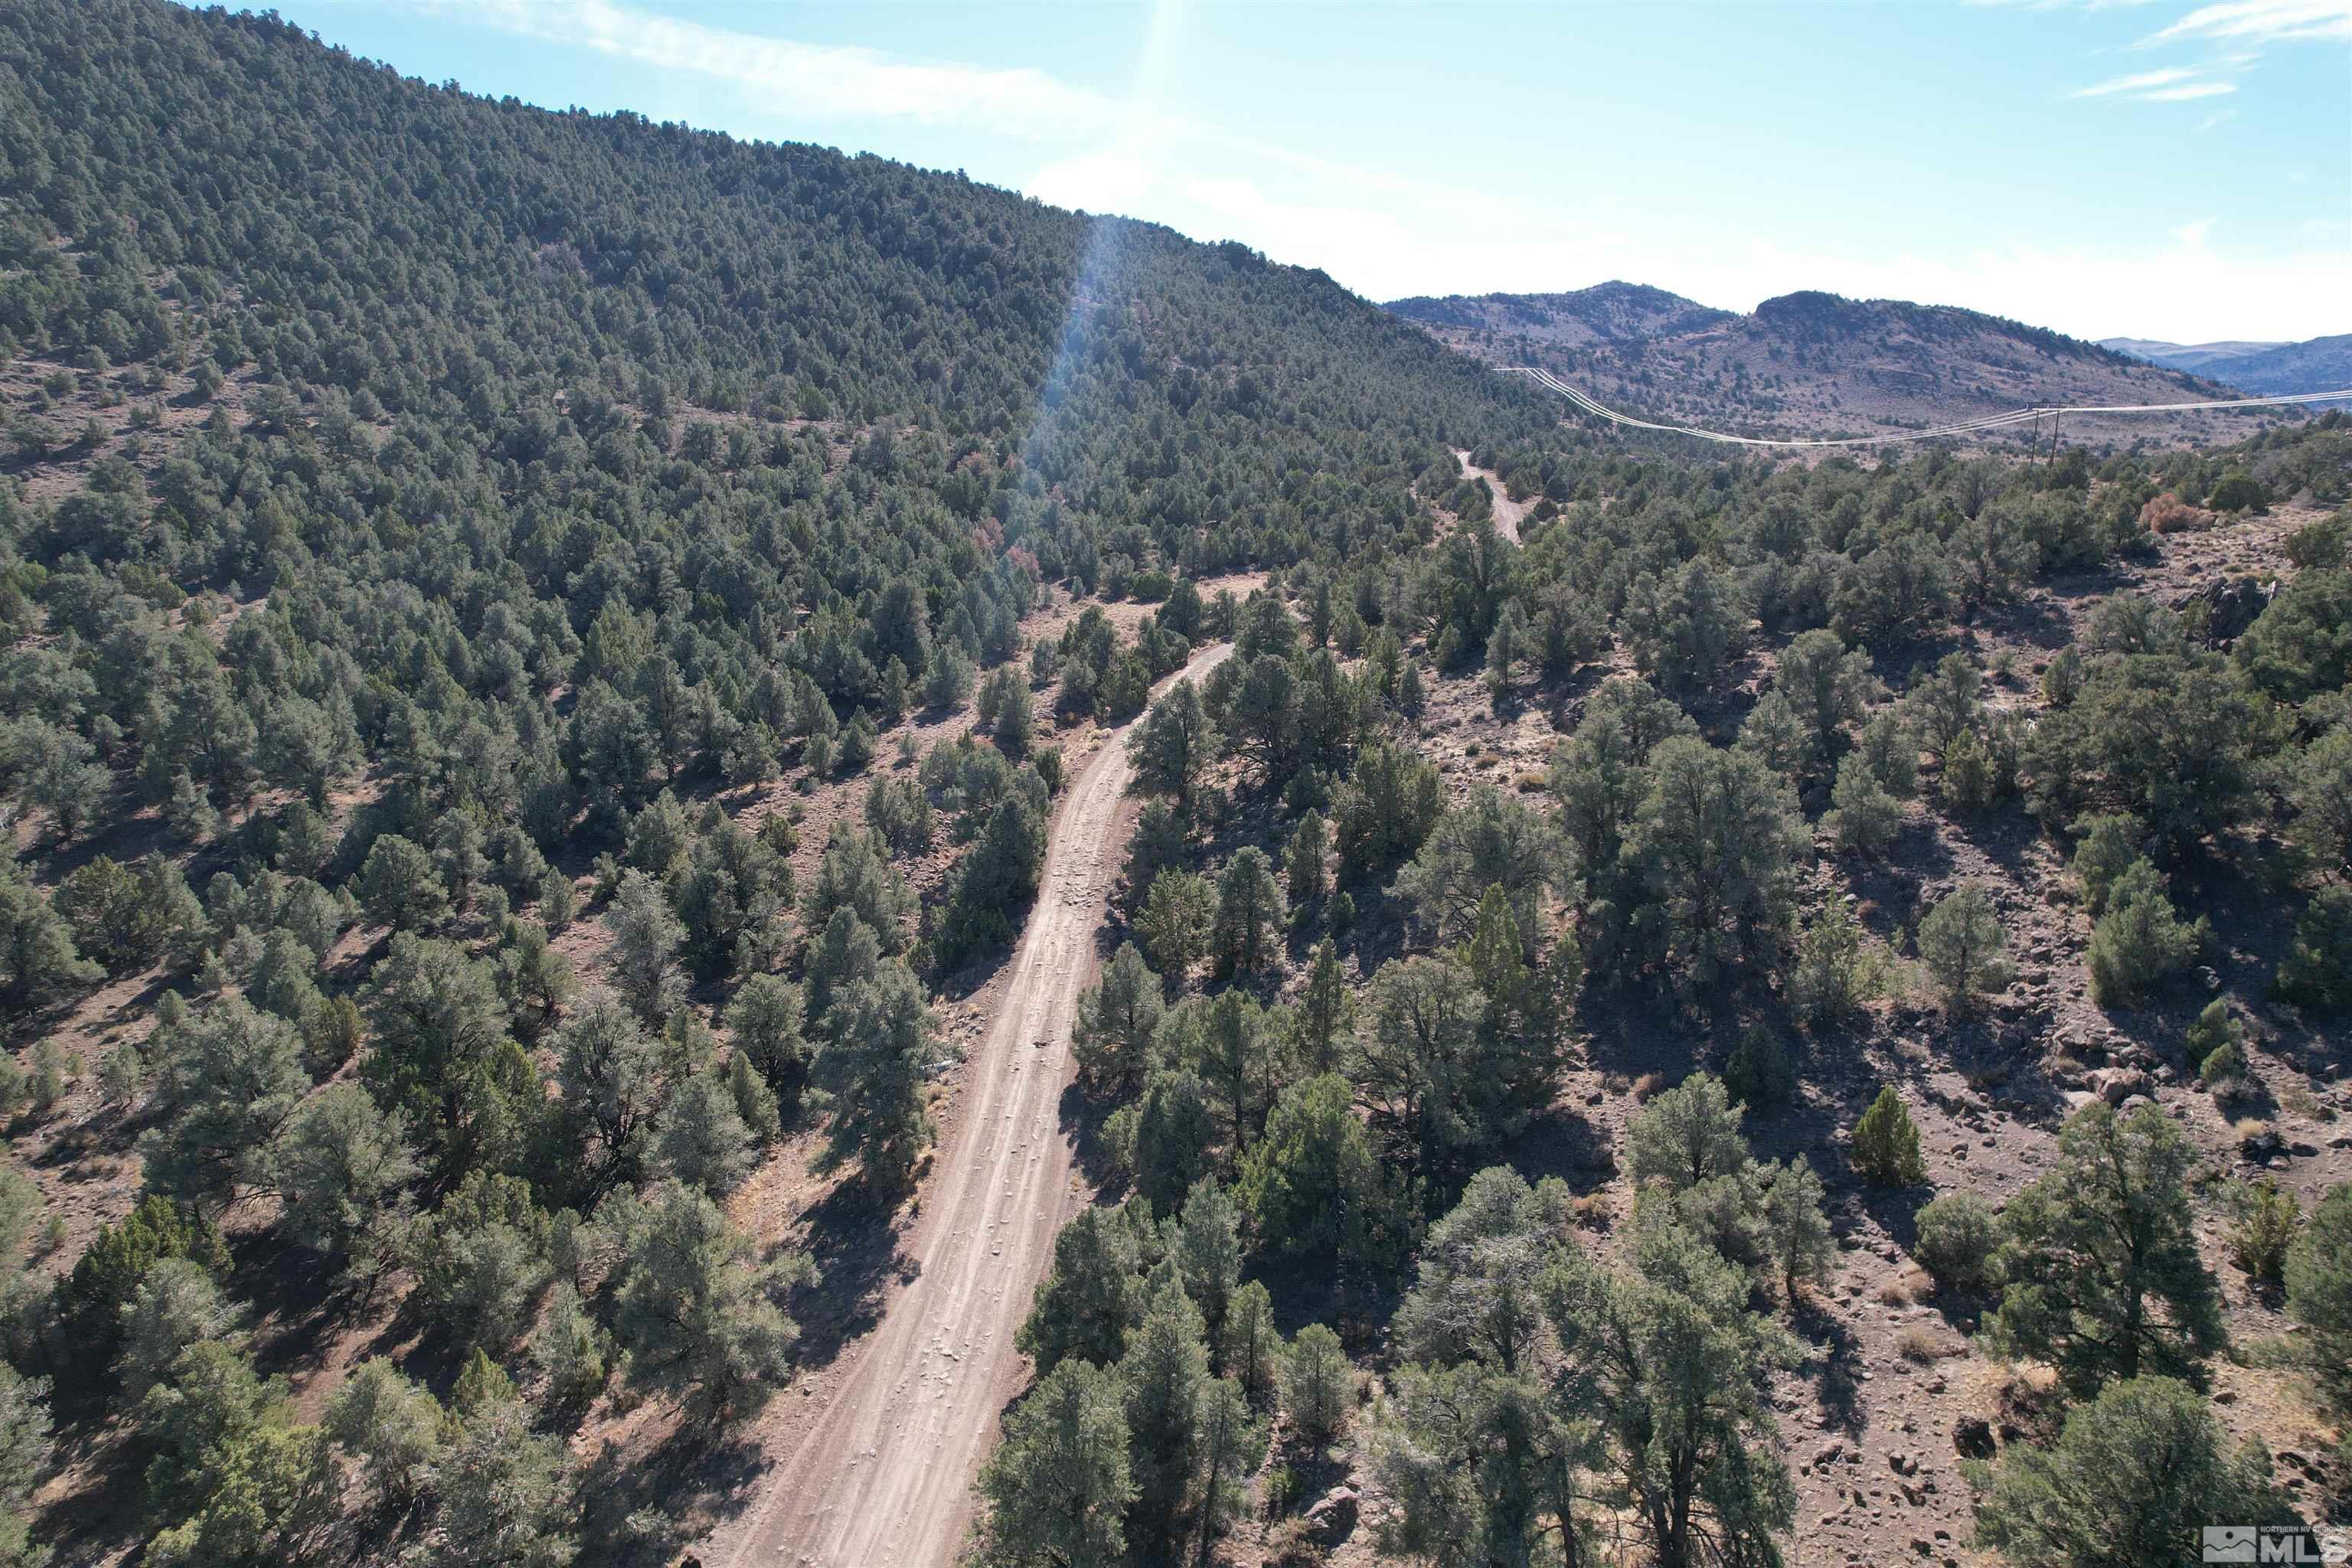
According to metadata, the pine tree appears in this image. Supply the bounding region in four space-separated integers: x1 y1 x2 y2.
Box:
1982 1102 2225 1395
1072 944 1164 1092
1242 1074 1380 1266
2282 1183 2351 1422
1281 1323 1351 1451
1284 808 1328 908
1120 1283 1212 1548
1128 678 1217 807
1916 880 2014 1012
1209 847 1285 975
975 1358 1134 1568
1018 1202 1147 1377
1760 1157 1834 1305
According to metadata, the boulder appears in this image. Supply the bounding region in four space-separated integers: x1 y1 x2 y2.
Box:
1952 1417 1997 1460
2091 1067 2151 1106
1304 1486 1359 1546
2177 577 2272 645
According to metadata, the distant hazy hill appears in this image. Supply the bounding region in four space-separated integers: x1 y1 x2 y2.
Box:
1391 285 2269 447
1384 281 1733 350
2100 334 2352 398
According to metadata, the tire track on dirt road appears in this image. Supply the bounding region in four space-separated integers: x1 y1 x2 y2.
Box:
707 640 1233 1568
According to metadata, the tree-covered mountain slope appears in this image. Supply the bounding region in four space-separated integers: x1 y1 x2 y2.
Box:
1384 280 1734 350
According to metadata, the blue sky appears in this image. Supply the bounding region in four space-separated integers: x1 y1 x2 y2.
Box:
256 1 2349 342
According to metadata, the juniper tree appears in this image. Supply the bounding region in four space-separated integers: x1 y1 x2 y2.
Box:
267 1083 419 1266
801 825 914 955
362 933 511 1144
322 1359 442 1511
815 958 940 1195
1623 737 1807 993
423 1363 578 1568
1394 1166 1571 1374
142 995 309 1214
652 1070 760 1197
1544 1223 1801 1568
603 870 685 1024
552 998 669 1194
1850 1086 1926 1187
1626 1072 1750 1197
1969 1376 2286 1568
606 1181 812 1419
0 877 101 1007
118 1256 246 1403
414 1171 554 1353
1135 868 1214 982
725 973 810 1108
1773 628 1883 769
1395 787 1566 943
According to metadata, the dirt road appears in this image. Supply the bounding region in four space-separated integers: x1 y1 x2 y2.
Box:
708 641 1233 1568
1452 446 1528 544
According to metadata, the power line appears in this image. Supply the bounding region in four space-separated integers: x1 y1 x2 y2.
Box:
1502 364 2352 449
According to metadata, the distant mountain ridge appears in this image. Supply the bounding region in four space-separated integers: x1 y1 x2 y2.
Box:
1384 281 1733 349
1385 283 2272 447
2099 333 2352 398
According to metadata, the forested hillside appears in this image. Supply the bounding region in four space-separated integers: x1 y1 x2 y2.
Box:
1384 281 1734 351
0 4 2348 1568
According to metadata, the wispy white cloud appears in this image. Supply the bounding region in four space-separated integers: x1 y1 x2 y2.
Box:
2197 106 2242 127
2144 0 2352 46
2142 78 2242 95
454 0 1120 140
2070 65 2202 93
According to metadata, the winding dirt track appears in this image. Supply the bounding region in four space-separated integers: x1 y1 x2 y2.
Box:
708 641 1233 1568
1451 446 1527 544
